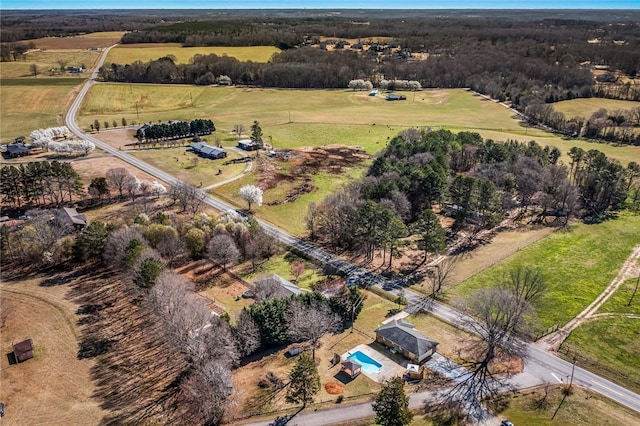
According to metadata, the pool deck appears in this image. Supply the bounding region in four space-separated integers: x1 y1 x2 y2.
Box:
342 344 406 383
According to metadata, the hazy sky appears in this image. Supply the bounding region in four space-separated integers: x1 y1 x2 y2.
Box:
2 1 639 9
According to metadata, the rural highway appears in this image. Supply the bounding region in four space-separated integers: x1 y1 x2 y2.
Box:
66 46 640 424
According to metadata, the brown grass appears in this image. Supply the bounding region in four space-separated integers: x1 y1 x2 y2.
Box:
0 274 105 425
26 33 124 50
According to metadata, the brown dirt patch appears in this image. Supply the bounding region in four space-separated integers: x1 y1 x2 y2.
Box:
259 146 370 206
91 128 139 150
0 275 106 425
324 381 345 394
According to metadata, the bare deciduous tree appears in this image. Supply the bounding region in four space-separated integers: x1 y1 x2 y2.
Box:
286 300 341 361
106 167 132 199
156 229 185 267
103 226 145 269
233 309 261 357
169 182 206 215
207 234 240 271
179 359 232 426
290 260 305 282
425 255 459 300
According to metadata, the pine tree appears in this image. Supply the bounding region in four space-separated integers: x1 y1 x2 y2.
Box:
372 377 413 426
286 353 320 407
250 120 263 148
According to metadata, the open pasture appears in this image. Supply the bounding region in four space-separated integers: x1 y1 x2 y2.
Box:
451 213 640 330
0 49 101 79
80 84 640 163
0 78 81 141
553 97 640 118
106 44 280 64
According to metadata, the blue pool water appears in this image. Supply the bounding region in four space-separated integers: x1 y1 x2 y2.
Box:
347 351 382 374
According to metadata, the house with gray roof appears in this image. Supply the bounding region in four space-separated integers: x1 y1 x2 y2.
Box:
253 273 304 300
375 319 438 364
58 207 87 229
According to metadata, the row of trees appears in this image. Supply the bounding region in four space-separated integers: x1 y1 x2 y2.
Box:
525 103 640 145
0 161 82 208
135 119 215 143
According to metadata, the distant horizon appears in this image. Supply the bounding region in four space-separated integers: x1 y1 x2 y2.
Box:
2 1 639 10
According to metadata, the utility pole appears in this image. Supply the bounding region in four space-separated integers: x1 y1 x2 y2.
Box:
135 103 139 119
569 354 576 390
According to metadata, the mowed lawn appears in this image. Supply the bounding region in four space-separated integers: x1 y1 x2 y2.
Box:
106 44 280 64
553 97 640 119
1 78 81 140
451 212 640 330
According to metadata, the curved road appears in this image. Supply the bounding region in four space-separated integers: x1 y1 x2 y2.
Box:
66 46 640 424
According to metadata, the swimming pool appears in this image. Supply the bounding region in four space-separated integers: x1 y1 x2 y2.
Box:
347 350 382 374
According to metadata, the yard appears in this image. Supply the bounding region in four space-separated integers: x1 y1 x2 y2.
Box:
0 49 101 79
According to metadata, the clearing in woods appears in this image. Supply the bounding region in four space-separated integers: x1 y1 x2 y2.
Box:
106 44 281 64
553 97 640 119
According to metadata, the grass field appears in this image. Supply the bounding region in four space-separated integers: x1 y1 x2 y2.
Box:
553 97 640 119
1 78 81 140
106 44 280 64
79 85 640 163
0 49 101 79
130 147 248 187
451 212 640 330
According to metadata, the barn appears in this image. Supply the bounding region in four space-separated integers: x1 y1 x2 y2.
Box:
13 339 34 363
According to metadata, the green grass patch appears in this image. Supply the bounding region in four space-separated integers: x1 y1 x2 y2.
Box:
599 276 640 316
236 251 323 291
497 385 640 426
562 316 640 393
1 79 81 141
212 164 366 237
80 85 640 164
130 146 247 187
106 44 280 64
553 98 640 119
451 212 640 330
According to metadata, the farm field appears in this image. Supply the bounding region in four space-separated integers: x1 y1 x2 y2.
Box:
0 78 81 140
0 49 101 79
79 84 640 163
553 97 640 118
24 31 124 50
106 44 280 64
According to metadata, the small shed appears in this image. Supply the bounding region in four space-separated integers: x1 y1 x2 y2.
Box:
341 359 362 378
13 339 34 363
238 139 258 151
406 363 424 380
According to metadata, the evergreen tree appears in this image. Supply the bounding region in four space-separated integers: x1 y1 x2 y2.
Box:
250 120 263 148
372 377 413 426
286 353 320 407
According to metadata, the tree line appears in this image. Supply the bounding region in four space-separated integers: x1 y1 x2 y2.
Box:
307 129 640 262
135 119 215 143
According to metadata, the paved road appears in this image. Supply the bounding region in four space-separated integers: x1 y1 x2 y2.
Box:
66 47 640 424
